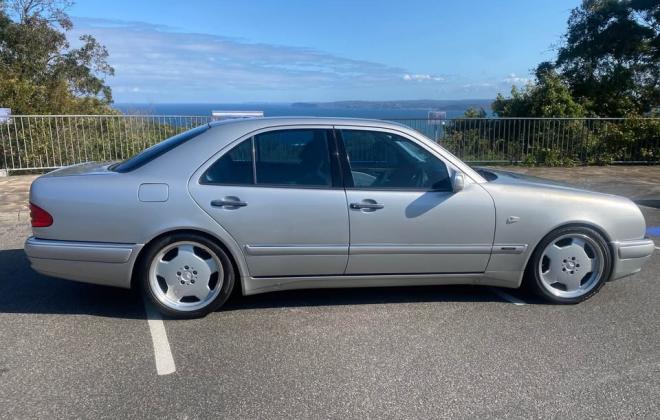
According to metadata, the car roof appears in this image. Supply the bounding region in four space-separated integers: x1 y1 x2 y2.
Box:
208 116 411 131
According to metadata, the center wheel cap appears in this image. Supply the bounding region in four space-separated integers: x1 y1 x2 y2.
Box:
182 272 192 281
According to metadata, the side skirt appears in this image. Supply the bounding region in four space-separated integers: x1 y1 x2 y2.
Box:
242 271 522 296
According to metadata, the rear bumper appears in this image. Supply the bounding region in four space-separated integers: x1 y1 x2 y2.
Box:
24 237 142 288
610 238 655 280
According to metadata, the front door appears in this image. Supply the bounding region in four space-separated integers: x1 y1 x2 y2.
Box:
189 127 349 277
338 128 495 274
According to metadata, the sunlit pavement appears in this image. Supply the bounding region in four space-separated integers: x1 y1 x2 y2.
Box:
0 172 659 418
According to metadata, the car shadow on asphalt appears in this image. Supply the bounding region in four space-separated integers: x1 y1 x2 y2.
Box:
636 199 660 209
221 285 528 313
0 247 541 319
0 248 145 319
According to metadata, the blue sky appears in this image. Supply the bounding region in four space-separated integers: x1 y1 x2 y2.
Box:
68 0 579 103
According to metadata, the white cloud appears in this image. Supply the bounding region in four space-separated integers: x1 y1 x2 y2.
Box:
502 73 531 85
70 17 421 102
462 82 493 89
402 73 445 82
67 17 509 101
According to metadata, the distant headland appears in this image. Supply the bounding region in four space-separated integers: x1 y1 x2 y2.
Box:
291 99 493 111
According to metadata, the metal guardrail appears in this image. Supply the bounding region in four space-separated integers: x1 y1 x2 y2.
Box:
397 117 660 165
1 115 658 172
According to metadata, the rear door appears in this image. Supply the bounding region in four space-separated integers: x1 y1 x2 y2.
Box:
189 127 349 277
337 127 496 275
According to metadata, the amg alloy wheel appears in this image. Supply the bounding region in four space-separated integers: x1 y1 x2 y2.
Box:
140 233 234 318
529 226 612 304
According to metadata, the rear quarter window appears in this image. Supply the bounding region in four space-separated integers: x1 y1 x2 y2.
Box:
111 125 210 173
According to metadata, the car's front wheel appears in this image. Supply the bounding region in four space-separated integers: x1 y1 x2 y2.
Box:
139 233 235 318
528 226 612 304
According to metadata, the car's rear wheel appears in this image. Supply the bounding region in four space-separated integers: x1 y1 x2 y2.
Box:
528 226 612 304
139 233 234 318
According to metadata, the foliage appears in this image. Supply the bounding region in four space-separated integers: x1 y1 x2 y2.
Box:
587 116 660 163
495 0 659 118
463 107 487 118
556 0 660 116
0 0 115 114
438 115 658 165
492 64 587 118
491 0 660 165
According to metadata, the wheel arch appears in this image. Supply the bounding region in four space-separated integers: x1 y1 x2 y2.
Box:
131 228 245 295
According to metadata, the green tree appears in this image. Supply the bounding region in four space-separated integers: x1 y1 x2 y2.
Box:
492 63 586 117
463 106 487 118
0 0 114 114
556 0 659 116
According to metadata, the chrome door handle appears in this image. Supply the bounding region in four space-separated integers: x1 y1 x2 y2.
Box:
350 202 384 210
211 198 247 208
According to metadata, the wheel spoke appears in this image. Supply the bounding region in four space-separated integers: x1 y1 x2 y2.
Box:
563 275 581 292
192 285 212 301
543 243 563 262
156 260 179 285
166 284 183 302
170 246 208 270
178 243 196 256
203 256 219 274
567 239 590 262
541 264 557 283
580 257 594 273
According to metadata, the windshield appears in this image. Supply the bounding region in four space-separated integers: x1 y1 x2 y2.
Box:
110 125 209 173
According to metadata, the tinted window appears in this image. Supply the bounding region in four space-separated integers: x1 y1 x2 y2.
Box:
202 138 254 184
342 130 451 190
112 125 209 173
255 129 332 187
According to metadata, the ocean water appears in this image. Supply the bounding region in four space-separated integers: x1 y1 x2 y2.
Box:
113 102 490 119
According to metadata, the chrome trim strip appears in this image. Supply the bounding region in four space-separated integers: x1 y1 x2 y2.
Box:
244 245 348 256
350 244 493 255
25 237 134 263
246 243 529 256
491 244 528 254
613 239 655 259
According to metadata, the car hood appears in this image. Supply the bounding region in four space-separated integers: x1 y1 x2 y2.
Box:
474 167 607 195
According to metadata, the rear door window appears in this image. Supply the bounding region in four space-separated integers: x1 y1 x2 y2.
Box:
201 128 337 188
255 129 332 187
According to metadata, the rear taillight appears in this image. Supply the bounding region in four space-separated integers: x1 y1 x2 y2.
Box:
30 203 53 227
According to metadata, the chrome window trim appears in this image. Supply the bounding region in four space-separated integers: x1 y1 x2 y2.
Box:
196 124 339 190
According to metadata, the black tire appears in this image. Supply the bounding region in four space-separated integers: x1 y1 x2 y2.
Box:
139 233 235 319
526 226 612 304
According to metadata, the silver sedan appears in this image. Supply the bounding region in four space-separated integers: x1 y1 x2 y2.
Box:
25 117 655 318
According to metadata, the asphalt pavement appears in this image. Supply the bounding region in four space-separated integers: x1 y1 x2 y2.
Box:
0 176 659 419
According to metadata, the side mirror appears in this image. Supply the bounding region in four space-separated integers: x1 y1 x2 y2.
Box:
451 172 465 193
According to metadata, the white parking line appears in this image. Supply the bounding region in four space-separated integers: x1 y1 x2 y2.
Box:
655 246 660 250
489 287 527 306
143 301 176 376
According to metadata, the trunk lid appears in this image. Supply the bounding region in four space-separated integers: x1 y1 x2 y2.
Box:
41 161 115 178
